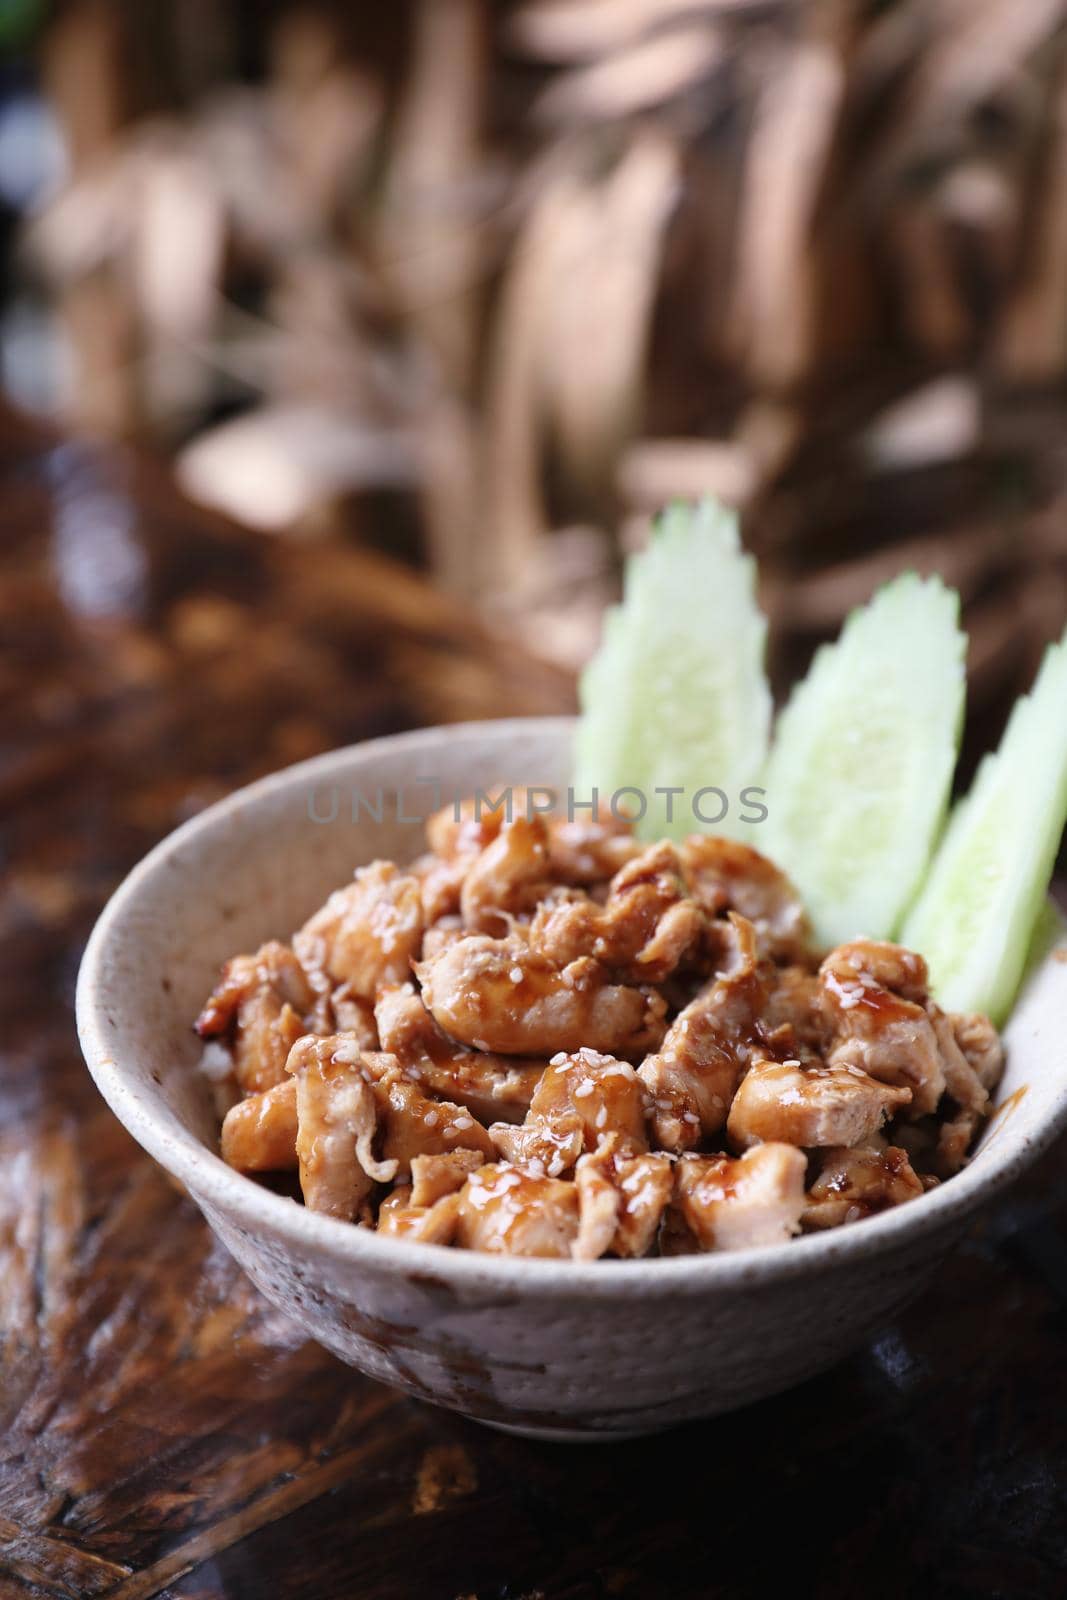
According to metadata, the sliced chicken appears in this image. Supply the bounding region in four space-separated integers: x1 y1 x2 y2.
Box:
930 1009 990 1117
294 862 423 1001
200 787 1007 1256
426 793 515 859
679 835 811 964
221 1076 298 1172
360 1051 495 1179
531 840 703 982
415 934 666 1057
285 1035 396 1220
546 805 642 884
927 1011 1004 1177
460 814 553 934
727 1055 912 1150
325 984 379 1046
952 1011 1005 1092
377 1187 463 1244
409 1148 487 1207
572 1134 674 1260
934 1116 977 1175
490 1048 649 1177
673 1144 807 1251
454 1163 580 1257
420 914 467 959
196 940 316 1093
820 940 947 1116
412 854 470 924
429 792 641 879
762 964 830 1053
375 982 544 1124
375 1148 486 1243
639 913 766 1150
803 1144 925 1229
488 1114 584 1178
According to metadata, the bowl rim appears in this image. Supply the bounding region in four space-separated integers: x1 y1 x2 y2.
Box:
76 716 1067 1299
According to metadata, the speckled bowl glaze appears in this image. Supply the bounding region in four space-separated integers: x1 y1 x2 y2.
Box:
77 718 1067 1439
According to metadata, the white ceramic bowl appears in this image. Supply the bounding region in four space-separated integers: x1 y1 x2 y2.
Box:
76 718 1067 1439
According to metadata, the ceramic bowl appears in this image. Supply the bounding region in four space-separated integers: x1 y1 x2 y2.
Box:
76 718 1067 1439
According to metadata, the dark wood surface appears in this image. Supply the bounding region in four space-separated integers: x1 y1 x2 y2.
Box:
1 405 1065 1600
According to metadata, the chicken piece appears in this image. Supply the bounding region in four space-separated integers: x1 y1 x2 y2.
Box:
933 1099 991 1177
285 1035 397 1220
374 983 544 1125
422 793 641 921
639 914 767 1151
531 840 703 982
460 814 553 934
377 1186 463 1244
930 1009 990 1116
425 793 517 859
572 1134 674 1260
820 941 946 1116
220 1077 298 1172
533 1048 648 1145
673 1144 807 1251
196 941 316 1094
299 972 380 1047
361 1052 496 1180
294 862 423 1001
951 1011 1005 1093
727 1055 912 1150
409 1148 486 1207
679 835 811 964
803 1145 925 1229
571 1155 619 1261
415 935 666 1057
412 854 470 924
326 985 379 1046
487 1113 584 1177
546 805 642 884
657 1204 701 1256
420 914 467 959
490 1048 649 1176
761 965 831 1053
454 1163 580 1257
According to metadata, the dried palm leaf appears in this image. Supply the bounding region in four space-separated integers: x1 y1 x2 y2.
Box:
539 131 680 492
508 0 764 63
531 24 724 124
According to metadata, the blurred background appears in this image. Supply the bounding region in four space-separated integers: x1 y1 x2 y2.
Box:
3 0 1067 726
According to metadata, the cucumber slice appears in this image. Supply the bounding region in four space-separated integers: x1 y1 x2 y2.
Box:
901 633 1067 1025
573 499 771 840
762 574 966 948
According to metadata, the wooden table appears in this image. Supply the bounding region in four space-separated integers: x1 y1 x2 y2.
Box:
2 406 1065 1600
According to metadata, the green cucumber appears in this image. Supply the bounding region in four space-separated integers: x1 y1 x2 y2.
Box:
573 499 771 840
762 574 966 949
901 633 1067 1024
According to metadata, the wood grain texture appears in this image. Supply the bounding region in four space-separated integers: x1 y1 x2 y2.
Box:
1 404 1065 1599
